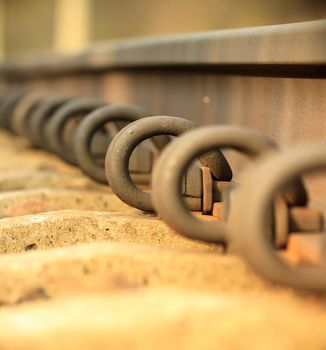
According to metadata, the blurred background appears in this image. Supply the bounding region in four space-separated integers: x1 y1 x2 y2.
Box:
0 0 325 61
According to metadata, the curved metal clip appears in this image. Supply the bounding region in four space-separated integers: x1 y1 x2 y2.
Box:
230 145 326 291
152 125 280 243
74 104 152 183
45 97 108 164
105 116 232 212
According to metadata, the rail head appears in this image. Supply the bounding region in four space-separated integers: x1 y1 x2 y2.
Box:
0 19 325 79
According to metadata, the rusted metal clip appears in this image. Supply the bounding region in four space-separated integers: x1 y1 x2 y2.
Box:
105 116 232 212
74 104 152 183
151 125 307 243
27 94 77 149
230 145 326 291
0 89 30 129
7 90 47 135
44 97 108 164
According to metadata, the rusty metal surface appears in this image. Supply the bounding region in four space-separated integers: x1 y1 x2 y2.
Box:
287 233 325 266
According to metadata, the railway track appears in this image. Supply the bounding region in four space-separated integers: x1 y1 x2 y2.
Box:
0 19 325 349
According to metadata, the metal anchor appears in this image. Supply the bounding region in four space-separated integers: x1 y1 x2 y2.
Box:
105 116 233 212
151 125 308 243
229 145 326 292
74 104 154 183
